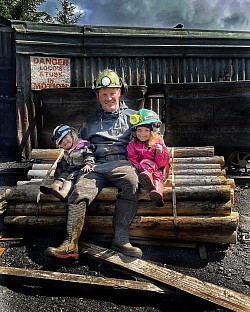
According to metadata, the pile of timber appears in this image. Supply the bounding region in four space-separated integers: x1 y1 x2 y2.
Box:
3 146 238 245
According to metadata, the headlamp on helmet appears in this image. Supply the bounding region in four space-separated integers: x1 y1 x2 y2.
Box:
129 114 141 125
130 109 161 130
95 69 121 89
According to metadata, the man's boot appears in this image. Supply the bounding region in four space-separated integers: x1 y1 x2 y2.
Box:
138 171 155 191
150 180 164 207
40 179 72 201
45 202 86 259
111 199 142 258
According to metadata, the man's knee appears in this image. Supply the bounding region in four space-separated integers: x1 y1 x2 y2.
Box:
68 177 98 205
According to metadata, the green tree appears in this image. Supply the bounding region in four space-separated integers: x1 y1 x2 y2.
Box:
55 0 83 25
0 0 12 19
0 0 52 22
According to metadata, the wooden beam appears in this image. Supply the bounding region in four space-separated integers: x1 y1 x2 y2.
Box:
5 184 233 202
4 213 239 232
26 168 227 179
0 266 175 295
31 146 215 161
79 243 250 312
6 198 233 217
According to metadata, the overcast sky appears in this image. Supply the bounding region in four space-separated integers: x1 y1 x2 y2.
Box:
39 0 250 31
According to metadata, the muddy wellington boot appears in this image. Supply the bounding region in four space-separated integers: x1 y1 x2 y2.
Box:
111 199 142 258
138 171 155 191
40 179 72 201
45 202 86 259
150 179 164 207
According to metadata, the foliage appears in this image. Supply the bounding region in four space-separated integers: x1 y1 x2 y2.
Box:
0 0 52 22
0 0 83 25
55 0 82 25
0 0 11 19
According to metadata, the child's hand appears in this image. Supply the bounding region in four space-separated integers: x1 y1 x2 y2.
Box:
155 144 163 154
81 164 93 173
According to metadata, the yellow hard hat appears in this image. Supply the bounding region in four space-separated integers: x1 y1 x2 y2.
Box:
95 69 121 89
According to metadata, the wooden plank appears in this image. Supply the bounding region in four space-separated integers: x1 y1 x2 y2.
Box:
79 243 250 312
0 266 175 295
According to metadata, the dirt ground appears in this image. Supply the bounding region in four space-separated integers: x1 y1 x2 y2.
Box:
0 160 250 311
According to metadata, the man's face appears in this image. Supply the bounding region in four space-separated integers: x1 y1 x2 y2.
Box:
97 87 121 112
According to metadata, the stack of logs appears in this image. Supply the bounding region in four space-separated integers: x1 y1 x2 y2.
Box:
3 146 238 245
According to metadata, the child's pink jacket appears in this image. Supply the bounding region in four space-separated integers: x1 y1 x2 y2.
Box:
127 139 170 173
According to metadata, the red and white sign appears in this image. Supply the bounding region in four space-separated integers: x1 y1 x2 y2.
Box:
30 56 71 90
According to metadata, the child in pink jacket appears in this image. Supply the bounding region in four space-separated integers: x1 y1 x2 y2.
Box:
127 109 170 207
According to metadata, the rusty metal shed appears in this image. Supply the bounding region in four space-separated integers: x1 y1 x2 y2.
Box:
0 16 17 159
7 21 250 159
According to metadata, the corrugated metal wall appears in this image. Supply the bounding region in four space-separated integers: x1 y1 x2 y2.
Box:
12 22 250 87
0 17 18 159
163 81 250 158
33 86 147 149
11 21 250 158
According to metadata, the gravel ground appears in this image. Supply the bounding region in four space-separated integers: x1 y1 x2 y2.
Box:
0 161 250 311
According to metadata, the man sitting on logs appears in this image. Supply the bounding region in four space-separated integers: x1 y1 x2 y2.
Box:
45 69 142 260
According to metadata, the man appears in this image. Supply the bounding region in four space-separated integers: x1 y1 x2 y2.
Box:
45 69 142 259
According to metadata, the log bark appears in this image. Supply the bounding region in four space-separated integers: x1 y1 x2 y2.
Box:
17 175 233 187
7 202 67 216
84 213 239 231
6 200 232 216
5 185 233 202
31 149 63 162
127 185 233 201
27 168 226 179
171 156 224 165
129 229 236 245
31 147 215 162
32 164 52 170
164 176 233 186
4 212 239 232
32 162 223 171
171 163 222 170
4 216 237 244
169 169 226 176
16 179 43 186
27 169 55 179
16 177 234 190
167 146 214 157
